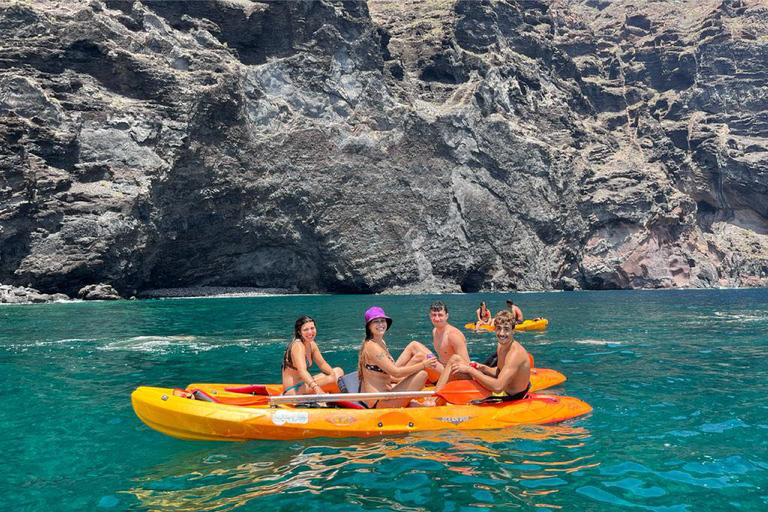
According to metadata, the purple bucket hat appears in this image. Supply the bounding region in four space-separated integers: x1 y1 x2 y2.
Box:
364 306 392 329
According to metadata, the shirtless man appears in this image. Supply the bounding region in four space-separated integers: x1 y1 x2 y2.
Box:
429 300 470 378
435 310 531 400
398 301 470 383
506 299 524 325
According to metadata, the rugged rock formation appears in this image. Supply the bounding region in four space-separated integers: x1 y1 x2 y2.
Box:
77 282 121 300
0 0 766 296
0 284 68 303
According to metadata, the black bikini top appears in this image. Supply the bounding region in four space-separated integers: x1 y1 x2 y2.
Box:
362 340 393 374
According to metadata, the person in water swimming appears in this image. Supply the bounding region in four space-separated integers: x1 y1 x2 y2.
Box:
282 316 344 395
476 301 492 331
358 306 438 408
436 310 531 401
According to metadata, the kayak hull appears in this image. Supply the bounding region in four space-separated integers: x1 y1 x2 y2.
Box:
465 318 549 332
132 386 592 441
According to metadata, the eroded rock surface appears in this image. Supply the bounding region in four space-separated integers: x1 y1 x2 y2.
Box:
0 284 68 304
0 0 766 295
77 282 121 300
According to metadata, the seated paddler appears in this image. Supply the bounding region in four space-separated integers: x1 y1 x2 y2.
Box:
358 307 438 408
434 310 531 402
282 316 344 395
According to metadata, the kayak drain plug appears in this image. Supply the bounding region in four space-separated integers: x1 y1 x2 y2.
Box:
378 422 383 428
161 395 168 401
408 422 414 427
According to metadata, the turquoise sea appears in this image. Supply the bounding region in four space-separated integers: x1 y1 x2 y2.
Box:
2 290 767 511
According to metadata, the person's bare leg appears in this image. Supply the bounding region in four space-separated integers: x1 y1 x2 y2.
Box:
395 341 431 366
434 354 466 391
375 370 429 408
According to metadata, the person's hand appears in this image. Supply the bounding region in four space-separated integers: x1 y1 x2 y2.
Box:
452 363 472 375
422 355 438 369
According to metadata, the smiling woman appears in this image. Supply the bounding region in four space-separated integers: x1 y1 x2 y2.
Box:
281 316 343 395
357 307 438 408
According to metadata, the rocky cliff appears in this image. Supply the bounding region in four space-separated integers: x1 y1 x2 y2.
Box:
1 0 766 298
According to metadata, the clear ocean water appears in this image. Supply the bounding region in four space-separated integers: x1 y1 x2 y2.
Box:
2 290 767 511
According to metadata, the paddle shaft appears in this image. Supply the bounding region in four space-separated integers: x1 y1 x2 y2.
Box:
267 390 435 404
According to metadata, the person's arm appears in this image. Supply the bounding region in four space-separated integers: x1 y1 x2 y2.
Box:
311 342 334 375
454 350 521 393
448 330 470 362
290 342 324 394
476 308 482 323
366 344 436 379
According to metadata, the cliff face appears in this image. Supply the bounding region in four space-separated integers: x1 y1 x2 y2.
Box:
0 0 766 297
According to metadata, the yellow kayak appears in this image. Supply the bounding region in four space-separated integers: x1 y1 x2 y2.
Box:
131 386 592 441
465 318 549 332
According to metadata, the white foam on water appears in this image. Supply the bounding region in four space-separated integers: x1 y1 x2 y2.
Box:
99 335 215 353
713 312 767 322
575 339 622 346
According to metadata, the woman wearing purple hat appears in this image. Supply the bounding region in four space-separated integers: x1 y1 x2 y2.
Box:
357 306 438 408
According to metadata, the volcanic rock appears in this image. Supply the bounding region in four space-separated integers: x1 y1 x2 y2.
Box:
0 0 766 294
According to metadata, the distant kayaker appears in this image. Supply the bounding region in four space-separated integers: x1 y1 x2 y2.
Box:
435 310 531 401
358 306 438 408
475 301 493 331
506 299 524 324
281 316 344 395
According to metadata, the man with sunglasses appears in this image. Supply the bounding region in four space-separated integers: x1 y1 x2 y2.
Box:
435 310 531 401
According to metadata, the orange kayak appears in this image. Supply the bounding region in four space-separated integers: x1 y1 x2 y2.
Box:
131 385 592 441
185 364 566 401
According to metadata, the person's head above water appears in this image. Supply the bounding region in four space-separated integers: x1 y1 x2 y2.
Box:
364 307 392 340
293 316 316 342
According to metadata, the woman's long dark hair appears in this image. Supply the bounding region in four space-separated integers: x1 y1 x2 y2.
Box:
357 322 380 383
282 316 315 370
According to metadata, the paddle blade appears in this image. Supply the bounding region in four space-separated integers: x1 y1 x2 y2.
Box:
435 380 491 405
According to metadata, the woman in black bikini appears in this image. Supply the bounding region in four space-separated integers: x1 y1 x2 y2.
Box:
281 316 344 395
357 307 438 408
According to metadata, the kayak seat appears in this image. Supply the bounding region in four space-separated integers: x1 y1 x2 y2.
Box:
337 371 361 394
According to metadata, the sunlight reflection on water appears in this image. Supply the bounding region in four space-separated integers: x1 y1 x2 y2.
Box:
125 425 596 510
